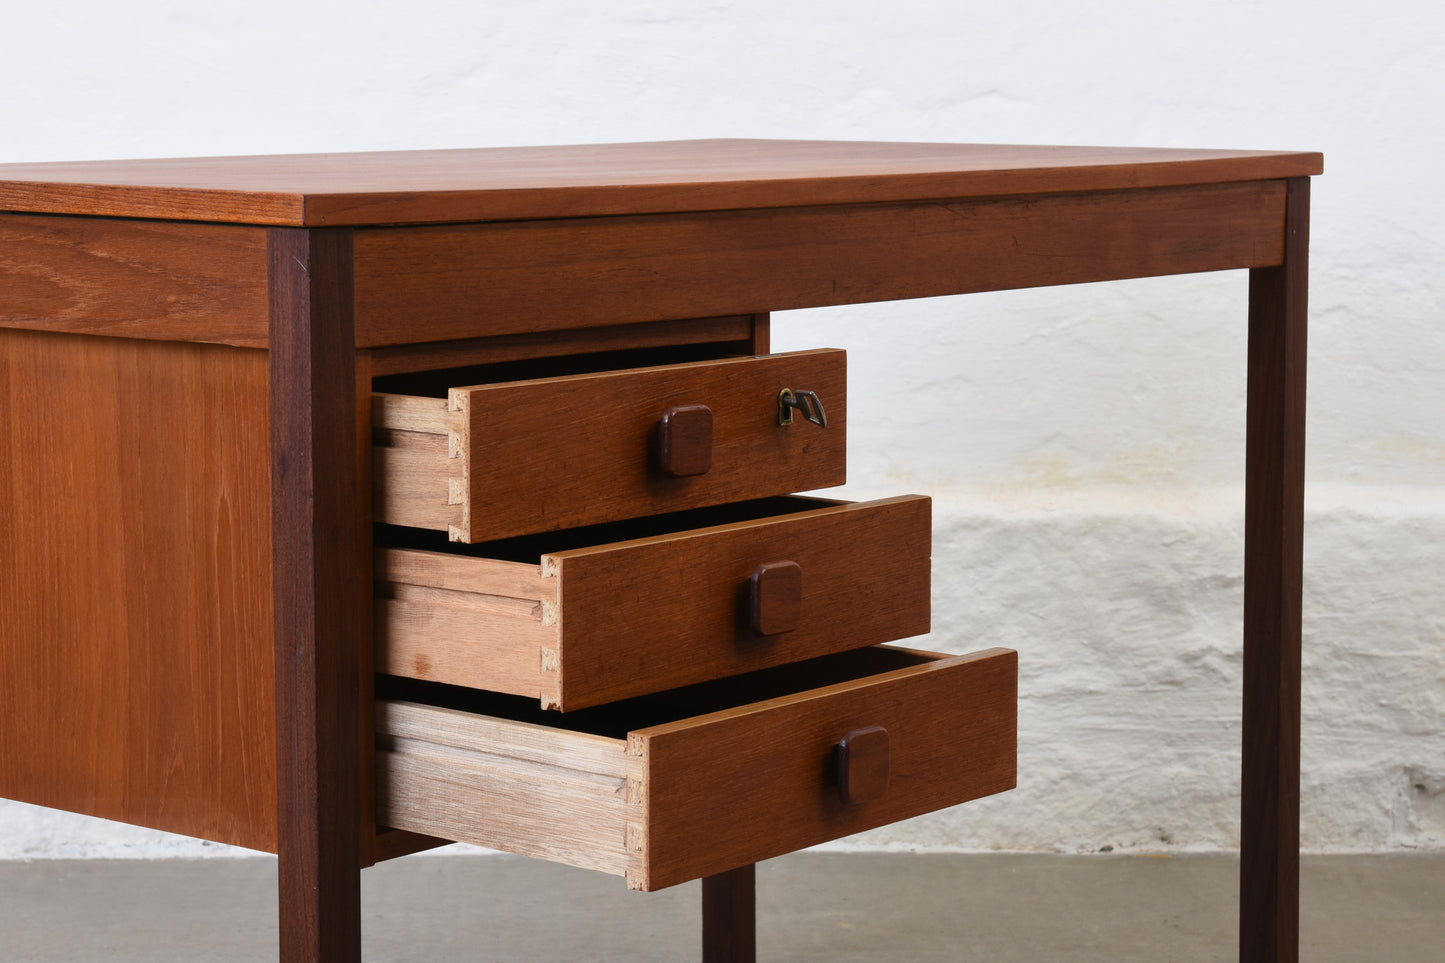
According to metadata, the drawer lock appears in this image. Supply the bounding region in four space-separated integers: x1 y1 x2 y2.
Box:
837 725 890 804
777 388 828 428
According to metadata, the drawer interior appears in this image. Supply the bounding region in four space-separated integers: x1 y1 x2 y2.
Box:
371 341 752 398
377 643 940 739
375 494 835 563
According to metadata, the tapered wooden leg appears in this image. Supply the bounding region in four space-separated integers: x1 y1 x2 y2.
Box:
1240 177 1309 963
269 227 363 962
702 864 756 963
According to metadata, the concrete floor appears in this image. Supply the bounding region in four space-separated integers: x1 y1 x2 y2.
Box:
0 852 1439 961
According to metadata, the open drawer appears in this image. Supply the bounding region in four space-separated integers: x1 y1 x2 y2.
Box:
376 494 931 710
376 645 1017 891
373 348 847 542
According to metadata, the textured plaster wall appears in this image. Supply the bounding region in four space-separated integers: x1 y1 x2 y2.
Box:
1 0 1441 858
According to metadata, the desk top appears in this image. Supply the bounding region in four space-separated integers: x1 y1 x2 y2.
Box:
0 139 1322 228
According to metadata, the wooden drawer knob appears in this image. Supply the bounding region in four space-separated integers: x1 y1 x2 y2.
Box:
657 404 713 477
746 560 802 636
837 725 890 804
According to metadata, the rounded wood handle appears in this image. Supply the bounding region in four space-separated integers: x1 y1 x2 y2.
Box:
746 560 802 636
657 404 713 477
837 725 890 803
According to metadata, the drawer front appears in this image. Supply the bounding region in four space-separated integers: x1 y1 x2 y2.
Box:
375 646 1018 891
376 495 931 710
374 349 846 542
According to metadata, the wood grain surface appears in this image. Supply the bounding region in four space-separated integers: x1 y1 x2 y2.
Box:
0 140 1321 226
375 349 847 541
376 593 558 705
702 864 756 963
1240 178 1310 963
375 700 637 877
352 181 1287 346
0 214 269 346
0 328 276 850
547 495 931 709
631 646 1017 891
267 228 362 960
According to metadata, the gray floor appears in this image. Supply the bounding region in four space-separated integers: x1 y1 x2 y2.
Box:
0 852 1439 961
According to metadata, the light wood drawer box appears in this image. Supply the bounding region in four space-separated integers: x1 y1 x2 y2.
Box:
373 349 847 542
376 645 1017 891
376 494 931 710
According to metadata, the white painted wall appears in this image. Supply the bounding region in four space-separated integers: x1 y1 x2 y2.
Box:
2 0 1441 858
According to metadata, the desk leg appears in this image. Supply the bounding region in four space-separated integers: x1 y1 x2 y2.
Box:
269 228 363 962
1241 177 1309 963
702 864 756 963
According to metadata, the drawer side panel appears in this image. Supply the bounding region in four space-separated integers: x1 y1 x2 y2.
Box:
373 445 463 535
375 599 558 704
375 702 637 877
376 736 634 876
375 547 561 704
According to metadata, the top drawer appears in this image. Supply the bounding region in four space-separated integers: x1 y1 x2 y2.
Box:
373 349 846 542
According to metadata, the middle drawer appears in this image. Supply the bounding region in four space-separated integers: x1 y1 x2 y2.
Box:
376 495 931 710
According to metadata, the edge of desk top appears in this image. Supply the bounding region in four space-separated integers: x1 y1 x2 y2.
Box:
0 139 1323 227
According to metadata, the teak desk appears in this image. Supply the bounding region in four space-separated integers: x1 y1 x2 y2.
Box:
0 141 1321 961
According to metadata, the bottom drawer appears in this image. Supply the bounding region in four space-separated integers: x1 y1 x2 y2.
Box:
376 645 1016 891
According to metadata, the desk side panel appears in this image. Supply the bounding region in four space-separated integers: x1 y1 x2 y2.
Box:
353 181 1286 347
0 214 269 348
0 329 277 851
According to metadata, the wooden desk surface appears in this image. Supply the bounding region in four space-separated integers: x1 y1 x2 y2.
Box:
0 139 1322 226
0 140 1316 960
